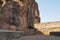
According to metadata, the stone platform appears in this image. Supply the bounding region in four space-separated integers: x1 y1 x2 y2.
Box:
0 30 25 40
0 29 38 40
0 30 59 40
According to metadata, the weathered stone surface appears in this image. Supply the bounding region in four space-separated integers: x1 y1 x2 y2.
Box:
0 30 42 40
34 21 60 35
0 0 22 31
0 0 41 36
0 30 25 40
0 31 59 40
13 35 60 40
0 0 40 31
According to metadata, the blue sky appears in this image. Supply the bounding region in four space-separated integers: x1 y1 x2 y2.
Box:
36 0 60 22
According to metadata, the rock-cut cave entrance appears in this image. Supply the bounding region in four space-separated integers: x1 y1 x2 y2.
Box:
50 32 60 37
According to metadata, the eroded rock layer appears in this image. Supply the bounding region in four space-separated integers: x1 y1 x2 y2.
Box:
0 0 40 32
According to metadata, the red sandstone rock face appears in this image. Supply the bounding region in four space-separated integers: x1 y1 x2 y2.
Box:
0 0 40 31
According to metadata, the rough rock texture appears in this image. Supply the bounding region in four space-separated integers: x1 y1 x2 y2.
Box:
34 21 60 35
0 0 42 36
0 0 22 31
0 0 60 40
0 30 25 40
0 0 40 31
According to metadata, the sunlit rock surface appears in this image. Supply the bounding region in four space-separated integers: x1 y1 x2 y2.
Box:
34 21 60 35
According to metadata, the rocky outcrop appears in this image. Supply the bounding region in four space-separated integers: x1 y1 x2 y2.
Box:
34 21 60 35
0 0 40 31
0 0 43 36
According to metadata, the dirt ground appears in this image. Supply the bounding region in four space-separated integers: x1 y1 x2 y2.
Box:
13 35 60 40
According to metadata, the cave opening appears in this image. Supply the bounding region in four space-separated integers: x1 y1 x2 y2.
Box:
50 32 60 37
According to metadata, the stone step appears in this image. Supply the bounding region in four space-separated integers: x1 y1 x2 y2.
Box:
0 30 25 40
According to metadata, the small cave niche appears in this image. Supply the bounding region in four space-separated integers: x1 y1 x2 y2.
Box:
35 16 38 19
29 26 34 29
35 16 37 19
50 32 60 37
20 0 22 1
